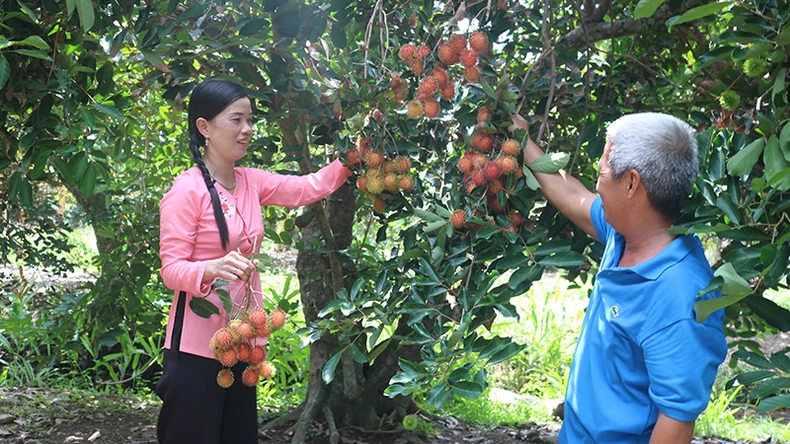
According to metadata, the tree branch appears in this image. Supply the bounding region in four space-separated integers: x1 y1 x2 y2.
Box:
559 1 691 50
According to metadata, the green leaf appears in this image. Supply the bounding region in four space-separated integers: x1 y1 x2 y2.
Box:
12 49 52 61
522 166 540 190
736 370 776 385
79 163 97 196
508 265 539 289
777 26 790 46
74 0 95 31
322 349 343 384
216 288 233 315
538 251 585 268
17 35 50 50
348 343 367 363
757 394 790 414
750 377 790 400
494 254 530 270
91 104 124 120
189 297 220 318
715 194 740 224
763 135 790 190
66 0 75 15
16 0 38 23
771 353 790 373
450 381 484 400
529 152 570 174
414 208 445 222
634 0 666 19
715 262 752 297
667 2 732 27
780 123 790 162
745 296 790 332
481 80 497 99
733 350 774 370
486 341 523 366
726 138 764 176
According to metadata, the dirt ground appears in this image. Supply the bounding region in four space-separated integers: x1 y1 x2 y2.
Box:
1 386 788 444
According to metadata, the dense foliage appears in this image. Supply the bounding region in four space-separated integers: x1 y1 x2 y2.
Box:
2 0 790 436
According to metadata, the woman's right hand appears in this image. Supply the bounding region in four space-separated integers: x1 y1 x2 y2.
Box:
203 250 259 284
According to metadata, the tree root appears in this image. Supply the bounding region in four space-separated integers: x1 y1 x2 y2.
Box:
260 402 304 430
290 385 326 444
323 406 340 444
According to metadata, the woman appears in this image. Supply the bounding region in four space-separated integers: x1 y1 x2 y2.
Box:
156 78 351 443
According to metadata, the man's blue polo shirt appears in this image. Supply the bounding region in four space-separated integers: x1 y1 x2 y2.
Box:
559 198 727 443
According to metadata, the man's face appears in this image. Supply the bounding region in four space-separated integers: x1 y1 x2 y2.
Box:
596 141 625 226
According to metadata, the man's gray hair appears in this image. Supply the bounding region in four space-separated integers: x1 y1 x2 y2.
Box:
606 112 698 222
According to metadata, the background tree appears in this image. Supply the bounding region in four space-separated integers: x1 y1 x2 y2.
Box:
2 0 790 442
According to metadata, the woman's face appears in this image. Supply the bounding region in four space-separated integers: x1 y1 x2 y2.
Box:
202 97 253 163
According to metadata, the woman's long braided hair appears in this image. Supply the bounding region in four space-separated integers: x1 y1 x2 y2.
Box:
187 79 248 251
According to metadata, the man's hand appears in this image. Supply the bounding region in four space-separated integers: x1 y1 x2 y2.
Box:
649 413 694 444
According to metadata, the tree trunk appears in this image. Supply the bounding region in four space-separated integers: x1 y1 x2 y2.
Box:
285 183 421 444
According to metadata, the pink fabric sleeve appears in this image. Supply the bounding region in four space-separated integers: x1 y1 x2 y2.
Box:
248 159 352 207
159 172 213 297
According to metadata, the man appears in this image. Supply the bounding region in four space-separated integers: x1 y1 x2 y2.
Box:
519 113 727 443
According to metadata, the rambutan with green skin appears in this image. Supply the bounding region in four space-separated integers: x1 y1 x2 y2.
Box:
257 361 277 379
394 156 411 174
460 49 478 68
250 346 267 365
399 44 416 61
450 210 467 228
217 369 234 388
470 32 489 53
270 310 287 330
501 139 520 156
242 366 260 386
402 415 419 431
423 100 440 118
743 58 768 78
719 90 741 110
367 174 385 195
382 160 396 174
218 348 238 368
407 100 424 119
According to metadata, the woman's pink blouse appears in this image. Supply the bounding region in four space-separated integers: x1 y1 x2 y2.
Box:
159 160 351 358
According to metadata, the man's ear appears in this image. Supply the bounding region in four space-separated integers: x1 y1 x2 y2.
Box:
196 117 210 139
626 169 641 196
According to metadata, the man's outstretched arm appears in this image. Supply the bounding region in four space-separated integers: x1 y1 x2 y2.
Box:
519 119 598 240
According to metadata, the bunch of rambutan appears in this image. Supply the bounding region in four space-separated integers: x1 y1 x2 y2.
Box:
211 307 288 388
